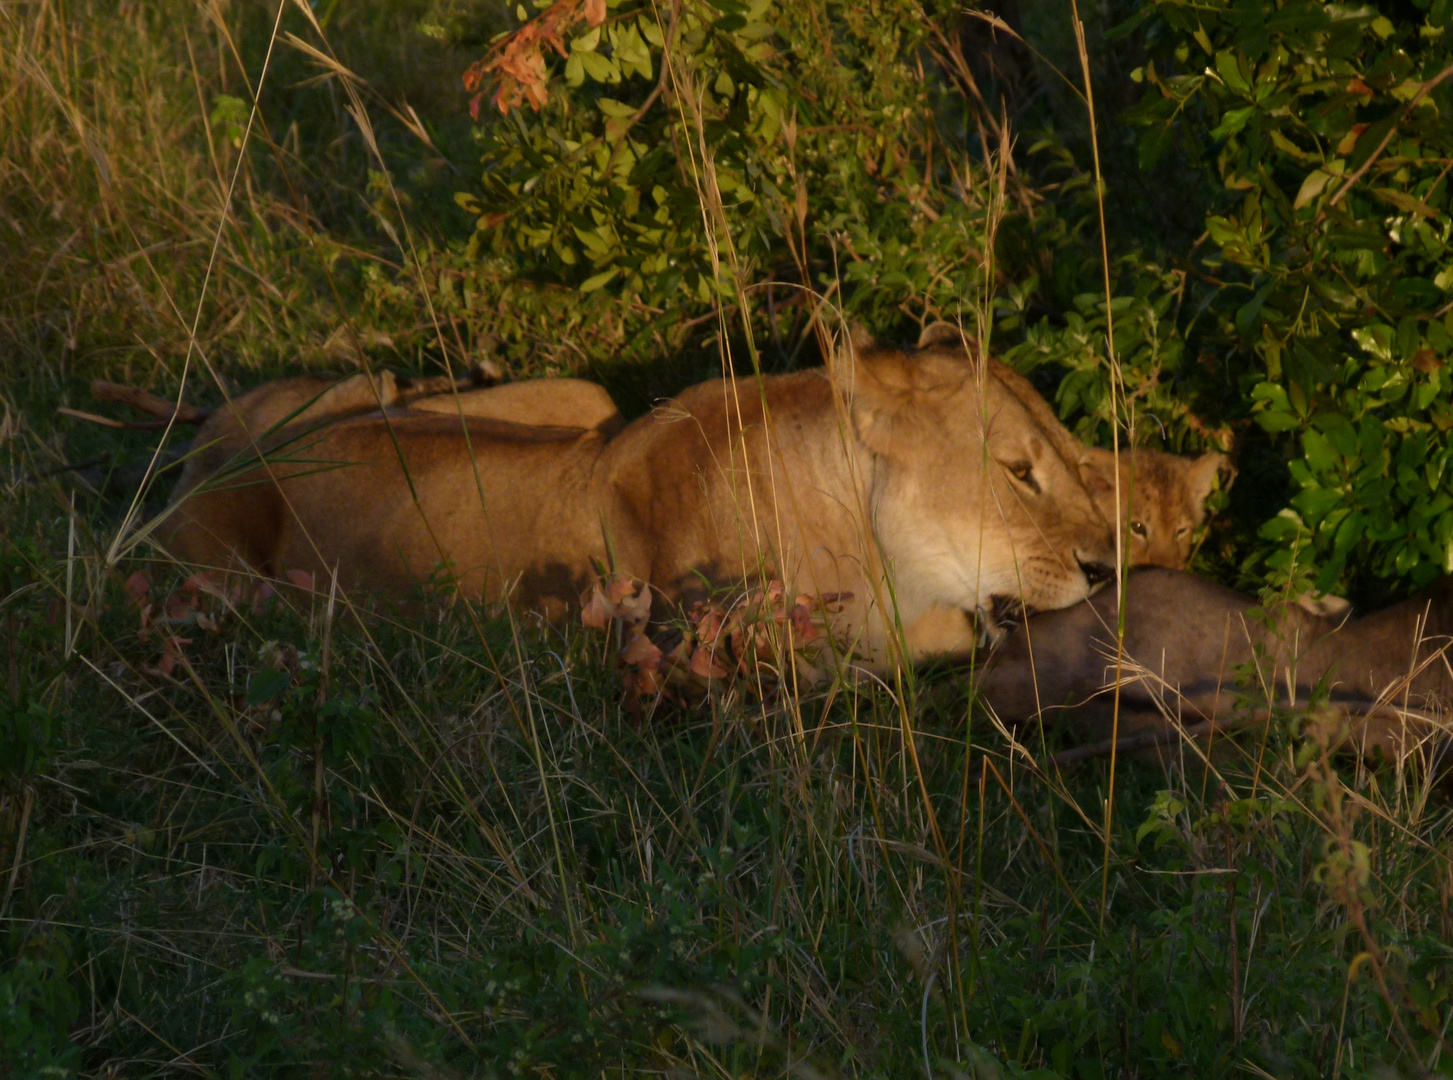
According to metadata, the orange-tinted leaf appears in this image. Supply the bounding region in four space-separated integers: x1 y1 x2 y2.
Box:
164 595 197 622
125 571 152 603
622 630 663 670
581 586 610 629
695 608 725 644
789 602 820 641
156 637 192 677
689 645 728 680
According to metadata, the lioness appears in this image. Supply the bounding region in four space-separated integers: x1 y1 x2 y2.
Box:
158 330 1118 666
974 567 1452 753
1083 446 1230 569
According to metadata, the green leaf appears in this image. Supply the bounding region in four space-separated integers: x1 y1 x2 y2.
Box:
1235 282 1273 335
1215 50 1251 94
597 97 637 118
1304 429 1339 472
1257 411 1304 432
1293 169 1335 209
1106 7 1153 40
638 13 665 47
246 669 292 706
1348 115 1398 171
578 49 616 83
1371 187 1438 218
1211 106 1256 140
579 267 620 292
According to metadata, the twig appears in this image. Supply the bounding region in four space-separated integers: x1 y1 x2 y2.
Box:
57 407 171 430
90 379 210 423
1048 718 1222 770
1318 61 1453 222
20 455 111 482
0 787 34 922
602 1 680 177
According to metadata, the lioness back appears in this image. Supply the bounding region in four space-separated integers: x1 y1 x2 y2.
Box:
405 378 623 436
171 374 622 507
169 373 404 508
161 413 609 613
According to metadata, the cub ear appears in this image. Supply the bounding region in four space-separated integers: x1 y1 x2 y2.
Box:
917 320 978 354
1077 446 1115 496
1185 451 1234 505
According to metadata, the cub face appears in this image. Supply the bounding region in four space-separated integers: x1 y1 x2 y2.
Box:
1084 446 1232 569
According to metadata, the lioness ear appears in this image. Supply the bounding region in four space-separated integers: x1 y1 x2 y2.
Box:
830 334 921 457
825 321 877 389
833 320 875 361
917 320 978 354
1185 451 1234 506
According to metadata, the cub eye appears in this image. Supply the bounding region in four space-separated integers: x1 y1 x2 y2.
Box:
1130 520 1148 538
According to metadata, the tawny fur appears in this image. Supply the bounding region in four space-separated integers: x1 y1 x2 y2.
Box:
156 335 1118 667
167 373 624 508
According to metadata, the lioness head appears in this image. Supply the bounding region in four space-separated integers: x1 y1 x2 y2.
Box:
1084 446 1231 569
836 322 1117 622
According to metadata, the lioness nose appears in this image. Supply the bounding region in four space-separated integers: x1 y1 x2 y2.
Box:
1077 557 1114 587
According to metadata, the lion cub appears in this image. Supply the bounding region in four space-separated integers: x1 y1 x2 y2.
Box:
1083 446 1230 569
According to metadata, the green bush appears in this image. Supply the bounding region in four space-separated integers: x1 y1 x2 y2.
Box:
1036 0 1453 601
443 0 1076 380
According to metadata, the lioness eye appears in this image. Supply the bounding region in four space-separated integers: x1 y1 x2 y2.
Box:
1005 461 1038 491
1130 520 1148 537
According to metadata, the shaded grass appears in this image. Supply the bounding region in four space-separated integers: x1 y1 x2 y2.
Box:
7 513 1453 1077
